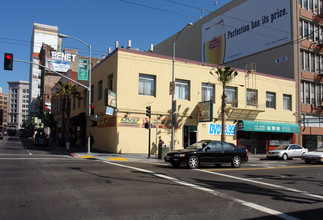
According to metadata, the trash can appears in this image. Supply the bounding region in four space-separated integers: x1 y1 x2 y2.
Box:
158 144 169 159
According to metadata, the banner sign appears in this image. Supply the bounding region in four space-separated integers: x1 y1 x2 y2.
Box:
202 0 291 65
46 60 71 72
198 100 213 122
78 58 89 81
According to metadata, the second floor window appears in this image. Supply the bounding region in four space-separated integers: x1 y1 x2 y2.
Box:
283 94 292 110
266 92 276 108
202 83 214 102
139 74 155 96
175 79 190 100
247 89 257 106
225 86 237 107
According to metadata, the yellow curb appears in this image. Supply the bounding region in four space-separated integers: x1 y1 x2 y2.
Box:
80 155 94 159
108 158 128 161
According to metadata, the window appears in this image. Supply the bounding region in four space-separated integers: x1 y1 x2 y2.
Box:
175 79 190 100
299 20 303 38
225 87 237 107
139 74 156 96
283 94 292 110
98 80 103 100
266 92 276 108
91 85 94 103
108 74 113 91
202 83 214 102
247 89 257 106
304 21 309 39
83 89 87 107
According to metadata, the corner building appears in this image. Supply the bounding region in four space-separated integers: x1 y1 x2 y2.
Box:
153 0 323 151
70 48 298 154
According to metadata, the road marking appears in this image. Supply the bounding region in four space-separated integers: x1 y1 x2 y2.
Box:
80 155 94 159
205 164 323 171
198 169 323 200
108 158 128 161
102 161 298 220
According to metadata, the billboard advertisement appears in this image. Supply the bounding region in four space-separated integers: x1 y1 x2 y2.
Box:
202 0 291 64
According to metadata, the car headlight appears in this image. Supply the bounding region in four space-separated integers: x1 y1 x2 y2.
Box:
174 154 185 157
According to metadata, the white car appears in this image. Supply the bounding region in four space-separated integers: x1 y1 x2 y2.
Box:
267 144 308 160
302 149 323 164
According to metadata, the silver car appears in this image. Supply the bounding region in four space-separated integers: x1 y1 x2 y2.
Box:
302 149 323 164
267 144 308 160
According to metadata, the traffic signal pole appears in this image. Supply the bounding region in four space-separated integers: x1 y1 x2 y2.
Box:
146 106 151 159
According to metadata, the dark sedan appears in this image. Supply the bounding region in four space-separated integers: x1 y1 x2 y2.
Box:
164 140 248 169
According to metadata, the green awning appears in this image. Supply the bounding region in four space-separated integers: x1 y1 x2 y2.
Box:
238 120 299 133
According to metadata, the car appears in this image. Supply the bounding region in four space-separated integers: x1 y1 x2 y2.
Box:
302 149 323 164
34 131 49 146
266 144 308 160
164 140 248 169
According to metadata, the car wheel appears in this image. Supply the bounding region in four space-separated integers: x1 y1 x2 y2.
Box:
187 156 199 169
171 161 181 168
231 156 241 168
282 153 288 161
305 160 311 164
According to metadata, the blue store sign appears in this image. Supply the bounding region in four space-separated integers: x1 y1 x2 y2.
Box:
209 124 236 136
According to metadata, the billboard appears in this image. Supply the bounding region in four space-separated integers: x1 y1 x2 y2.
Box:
202 0 291 64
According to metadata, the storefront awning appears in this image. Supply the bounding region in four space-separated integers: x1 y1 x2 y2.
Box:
238 120 299 133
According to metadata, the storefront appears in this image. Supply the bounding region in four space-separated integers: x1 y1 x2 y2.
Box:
237 120 300 154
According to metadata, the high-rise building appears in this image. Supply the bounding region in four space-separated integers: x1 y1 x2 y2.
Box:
29 23 59 119
7 81 29 129
153 0 323 150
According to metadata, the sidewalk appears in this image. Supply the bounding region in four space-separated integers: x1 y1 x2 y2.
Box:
48 141 265 163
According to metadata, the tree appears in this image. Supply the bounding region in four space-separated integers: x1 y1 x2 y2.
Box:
210 66 238 142
53 81 81 146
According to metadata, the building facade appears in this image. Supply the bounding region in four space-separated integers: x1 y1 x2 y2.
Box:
7 81 29 129
29 23 59 119
153 0 323 150
69 48 298 154
0 87 9 127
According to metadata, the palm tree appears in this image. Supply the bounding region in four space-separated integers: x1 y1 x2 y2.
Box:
210 66 238 142
53 81 81 146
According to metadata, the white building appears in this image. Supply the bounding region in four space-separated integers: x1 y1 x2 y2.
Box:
7 81 30 129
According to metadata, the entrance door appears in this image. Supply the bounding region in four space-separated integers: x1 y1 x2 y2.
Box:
184 125 197 148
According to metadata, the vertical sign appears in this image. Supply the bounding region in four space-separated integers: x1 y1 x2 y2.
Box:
78 58 88 81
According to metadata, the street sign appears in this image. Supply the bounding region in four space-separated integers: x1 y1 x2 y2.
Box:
78 58 88 81
169 81 175 95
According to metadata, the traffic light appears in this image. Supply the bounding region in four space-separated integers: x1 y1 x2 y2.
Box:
146 106 151 117
91 105 95 115
91 121 97 127
4 53 13 70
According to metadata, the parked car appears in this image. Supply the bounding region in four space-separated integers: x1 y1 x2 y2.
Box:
302 149 323 164
266 144 308 160
164 140 248 169
34 131 49 146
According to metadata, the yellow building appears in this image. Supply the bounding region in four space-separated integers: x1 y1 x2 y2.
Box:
70 48 298 154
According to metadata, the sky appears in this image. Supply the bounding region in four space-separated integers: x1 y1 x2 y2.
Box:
0 0 232 94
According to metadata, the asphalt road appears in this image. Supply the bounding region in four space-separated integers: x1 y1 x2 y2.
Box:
0 136 322 220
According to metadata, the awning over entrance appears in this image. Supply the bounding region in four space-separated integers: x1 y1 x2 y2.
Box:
238 120 299 133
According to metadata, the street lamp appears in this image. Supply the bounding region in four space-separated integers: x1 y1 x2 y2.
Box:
171 23 193 151
58 33 92 154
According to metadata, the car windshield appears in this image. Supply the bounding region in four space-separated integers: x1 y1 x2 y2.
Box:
187 141 209 150
276 145 289 150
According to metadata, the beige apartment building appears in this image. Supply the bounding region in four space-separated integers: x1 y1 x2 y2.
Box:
69 48 297 154
153 0 323 150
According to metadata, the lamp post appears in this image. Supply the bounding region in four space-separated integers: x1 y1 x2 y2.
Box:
58 33 92 154
171 23 193 151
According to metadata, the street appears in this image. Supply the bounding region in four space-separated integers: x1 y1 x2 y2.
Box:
0 136 323 220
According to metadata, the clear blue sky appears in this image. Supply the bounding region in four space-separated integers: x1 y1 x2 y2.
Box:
0 0 231 94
